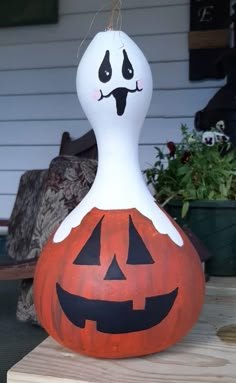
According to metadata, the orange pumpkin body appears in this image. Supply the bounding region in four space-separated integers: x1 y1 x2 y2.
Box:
34 208 205 358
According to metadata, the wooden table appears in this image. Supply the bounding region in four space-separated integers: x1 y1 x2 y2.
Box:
7 277 236 383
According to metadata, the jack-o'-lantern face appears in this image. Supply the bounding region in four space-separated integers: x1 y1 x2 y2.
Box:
34 208 205 359
56 215 178 334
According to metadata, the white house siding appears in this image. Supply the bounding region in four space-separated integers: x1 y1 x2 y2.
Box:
0 0 225 219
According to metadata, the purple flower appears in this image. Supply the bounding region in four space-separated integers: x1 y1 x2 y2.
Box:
166 141 176 157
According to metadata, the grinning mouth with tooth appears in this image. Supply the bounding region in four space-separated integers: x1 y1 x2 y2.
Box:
98 81 143 116
56 283 178 334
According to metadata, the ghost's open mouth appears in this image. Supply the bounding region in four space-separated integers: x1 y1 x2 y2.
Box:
98 81 143 116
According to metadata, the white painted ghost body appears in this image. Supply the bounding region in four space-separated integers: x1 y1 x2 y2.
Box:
54 30 182 246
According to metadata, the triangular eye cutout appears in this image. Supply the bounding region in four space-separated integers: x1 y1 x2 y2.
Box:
104 255 126 280
73 216 104 265
127 216 154 265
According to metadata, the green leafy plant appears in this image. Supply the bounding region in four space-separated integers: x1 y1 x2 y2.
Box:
144 124 236 217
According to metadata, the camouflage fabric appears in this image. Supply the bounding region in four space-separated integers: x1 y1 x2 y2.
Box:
6 155 97 324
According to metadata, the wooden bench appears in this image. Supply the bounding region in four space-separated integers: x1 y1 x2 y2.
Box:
7 277 236 383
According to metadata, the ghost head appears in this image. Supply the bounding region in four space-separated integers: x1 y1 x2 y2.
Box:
76 31 153 131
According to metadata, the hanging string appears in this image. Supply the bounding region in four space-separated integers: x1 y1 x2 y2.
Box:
115 0 123 31
77 2 108 58
106 0 122 31
77 0 123 58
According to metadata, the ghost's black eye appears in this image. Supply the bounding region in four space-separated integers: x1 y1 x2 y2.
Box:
122 50 134 80
99 50 112 83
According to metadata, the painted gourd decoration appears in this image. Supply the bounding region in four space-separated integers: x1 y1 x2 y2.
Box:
34 30 205 359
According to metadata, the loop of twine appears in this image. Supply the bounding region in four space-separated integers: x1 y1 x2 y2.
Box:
77 0 122 59
106 0 122 30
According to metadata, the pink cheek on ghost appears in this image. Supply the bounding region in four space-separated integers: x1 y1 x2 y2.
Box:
92 89 101 101
137 79 144 90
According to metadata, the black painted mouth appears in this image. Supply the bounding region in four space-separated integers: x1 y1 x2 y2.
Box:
56 283 178 334
98 81 143 116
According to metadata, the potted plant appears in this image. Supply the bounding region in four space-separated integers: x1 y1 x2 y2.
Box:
144 124 236 276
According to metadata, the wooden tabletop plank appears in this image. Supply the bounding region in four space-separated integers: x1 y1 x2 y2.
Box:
7 277 236 383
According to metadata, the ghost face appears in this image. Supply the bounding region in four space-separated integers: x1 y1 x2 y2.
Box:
97 48 143 116
76 31 153 130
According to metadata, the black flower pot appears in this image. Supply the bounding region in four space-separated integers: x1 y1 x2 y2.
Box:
165 200 236 276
